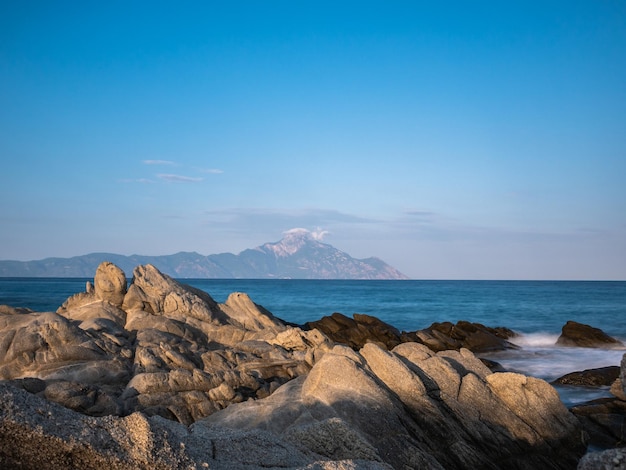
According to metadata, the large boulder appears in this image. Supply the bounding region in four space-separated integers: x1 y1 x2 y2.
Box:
94 261 127 306
204 343 586 469
407 320 519 353
556 321 624 348
306 312 402 350
553 366 621 387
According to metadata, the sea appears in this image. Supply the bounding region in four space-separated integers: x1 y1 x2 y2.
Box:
2 278 626 406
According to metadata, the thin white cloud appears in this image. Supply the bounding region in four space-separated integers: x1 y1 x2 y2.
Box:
143 159 176 166
199 168 224 174
158 174 203 183
118 178 155 184
203 208 375 230
283 227 330 241
311 228 330 240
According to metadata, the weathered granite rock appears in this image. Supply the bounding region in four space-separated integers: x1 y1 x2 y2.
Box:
306 312 402 350
0 305 34 315
307 314 518 354
409 320 519 353
556 321 624 348
94 261 127 306
619 353 626 398
1 262 332 424
0 383 391 470
578 447 626 470
0 261 592 469
567 354 626 450
571 398 626 449
203 342 586 469
553 366 621 387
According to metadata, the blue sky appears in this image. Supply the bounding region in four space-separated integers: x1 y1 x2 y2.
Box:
1 1 625 279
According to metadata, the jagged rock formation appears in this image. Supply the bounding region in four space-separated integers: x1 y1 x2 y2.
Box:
307 314 519 354
0 262 589 469
203 342 585 469
1 263 331 423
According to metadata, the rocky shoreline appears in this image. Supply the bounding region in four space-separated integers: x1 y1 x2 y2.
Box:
0 262 624 469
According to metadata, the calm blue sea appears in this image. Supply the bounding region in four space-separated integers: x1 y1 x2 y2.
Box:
1 278 625 404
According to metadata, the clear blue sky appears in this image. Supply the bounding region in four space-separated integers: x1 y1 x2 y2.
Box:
1 1 625 279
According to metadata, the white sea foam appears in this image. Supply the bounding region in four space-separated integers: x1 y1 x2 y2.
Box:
509 332 561 348
486 345 625 385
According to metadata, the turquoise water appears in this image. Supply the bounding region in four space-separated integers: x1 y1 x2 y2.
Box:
1 278 625 335
1 278 625 402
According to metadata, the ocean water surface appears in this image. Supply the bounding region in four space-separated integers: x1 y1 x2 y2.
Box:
2 278 625 405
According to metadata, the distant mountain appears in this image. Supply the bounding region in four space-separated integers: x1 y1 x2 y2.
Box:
0 229 409 279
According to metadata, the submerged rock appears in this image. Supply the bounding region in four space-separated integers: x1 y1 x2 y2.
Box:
556 321 624 348
553 366 621 387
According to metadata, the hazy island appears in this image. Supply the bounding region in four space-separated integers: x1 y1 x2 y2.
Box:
0 229 409 280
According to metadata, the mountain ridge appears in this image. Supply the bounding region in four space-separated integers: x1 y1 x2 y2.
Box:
0 229 409 279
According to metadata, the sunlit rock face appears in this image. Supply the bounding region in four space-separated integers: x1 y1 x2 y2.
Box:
203 342 586 469
1 262 332 423
0 262 587 469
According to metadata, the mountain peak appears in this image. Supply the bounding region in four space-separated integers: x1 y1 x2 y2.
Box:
0 230 409 279
261 228 326 257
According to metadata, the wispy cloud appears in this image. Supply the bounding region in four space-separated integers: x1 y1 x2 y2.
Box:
283 227 330 241
118 178 155 184
204 208 375 228
143 159 176 166
158 174 204 183
198 168 224 174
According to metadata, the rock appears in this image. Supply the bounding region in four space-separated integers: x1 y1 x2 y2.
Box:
0 305 35 315
553 366 621 387
306 312 402 350
1 263 333 424
619 353 626 399
571 398 626 449
578 447 626 469
414 321 519 353
2 382 390 470
94 261 127 306
556 321 624 348
0 261 592 469
568 354 626 450
204 343 586 469
0 310 122 381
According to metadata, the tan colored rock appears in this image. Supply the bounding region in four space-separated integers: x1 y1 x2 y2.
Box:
59 299 127 326
3 382 387 470
205 343 586 469
220 292 285 332
94 262 127 307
